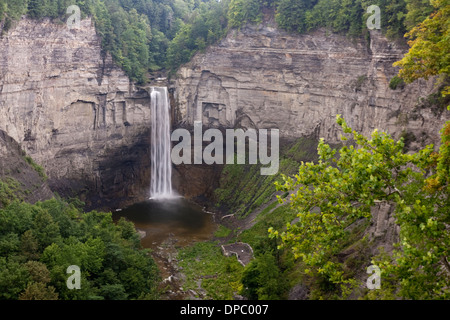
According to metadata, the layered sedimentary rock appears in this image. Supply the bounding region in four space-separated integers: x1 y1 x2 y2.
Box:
174 24 447 149
0 129 54 206
0 17 151 209
173 22 449 267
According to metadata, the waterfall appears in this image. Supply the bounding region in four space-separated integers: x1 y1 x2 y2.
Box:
150 87 173 199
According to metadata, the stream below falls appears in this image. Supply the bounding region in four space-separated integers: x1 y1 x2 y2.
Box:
112 197 217 299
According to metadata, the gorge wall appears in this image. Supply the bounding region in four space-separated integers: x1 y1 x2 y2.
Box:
174 23 446 149
0 129 54 206
1 17 448 211
172 22 449 254
0 17 151 210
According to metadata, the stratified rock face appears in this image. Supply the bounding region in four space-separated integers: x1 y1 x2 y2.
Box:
174 24 447 148
0 17 151 209
0 129 54 206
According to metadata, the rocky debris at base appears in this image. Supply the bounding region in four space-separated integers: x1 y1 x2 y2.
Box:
221 242 254 266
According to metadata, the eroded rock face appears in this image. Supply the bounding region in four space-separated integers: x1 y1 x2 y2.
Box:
0 18 151 209
0 129 54 206
172 23 449 261
174 24 447 149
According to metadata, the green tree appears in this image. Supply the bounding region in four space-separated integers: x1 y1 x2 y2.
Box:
271 115 450 298
0 258 30 299
19 282 59 300
32 209 61 250
99 284 128 300
381 0 408 39
0 197 160 300
0 0 6 19
0 233 20 255
93 0 114 54
27 0 47 19
241 252 287 299
228 0 261 28
24 260 52 283
0 201 34 234
404 0 434 30
5 0 28 20
394 0 450 97
275 0 311 33
20 230 40 260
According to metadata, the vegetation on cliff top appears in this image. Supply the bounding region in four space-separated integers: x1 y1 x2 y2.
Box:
0 0 229 82
0 0 442 81
393 0 449 99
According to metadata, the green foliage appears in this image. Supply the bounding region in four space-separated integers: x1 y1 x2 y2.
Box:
0 257 31 299
275 0 316 33
403 0 434 30
241 251 288 299
238 204 295 250
238 205 293 300
19 282 59 300
0 0 6 19
374 0 408 39
0 198 160 300
177 241 244 299
228 0 262 28
0 177 23 206
389 75 405 90
223 0 433 41
214 225 232 238
270 115 450 299
24 155 47 181
394 0 450 97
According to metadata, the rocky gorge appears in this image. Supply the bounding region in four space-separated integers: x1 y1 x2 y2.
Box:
169 21 449 296
1 17 447 209
0 15 448 300
0 17 152 210
174 23 445 147
170 21 447 245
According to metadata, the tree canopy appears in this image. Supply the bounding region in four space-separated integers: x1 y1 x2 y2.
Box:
271 115 450 299
268 0 449 299
394 0 449 98
0 0 442 80
0 198 160 300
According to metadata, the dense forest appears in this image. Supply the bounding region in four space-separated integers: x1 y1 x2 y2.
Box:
0 197 160 299
0 0 438 83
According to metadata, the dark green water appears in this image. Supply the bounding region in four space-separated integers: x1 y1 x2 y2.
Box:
113 198 216 248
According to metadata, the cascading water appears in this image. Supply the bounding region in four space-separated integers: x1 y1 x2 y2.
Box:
150 87 173 199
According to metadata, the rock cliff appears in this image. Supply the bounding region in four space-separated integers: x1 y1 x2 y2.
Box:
0 17 151 209
0 129 54 206
174 24 447 148
172 22 450 275
1 17 448 210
